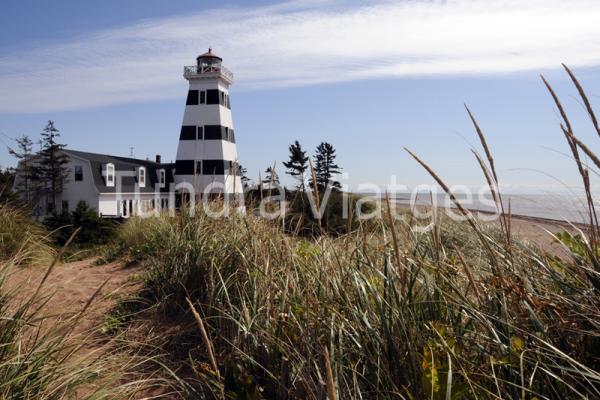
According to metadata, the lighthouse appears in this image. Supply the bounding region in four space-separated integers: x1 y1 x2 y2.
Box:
174 49 243 198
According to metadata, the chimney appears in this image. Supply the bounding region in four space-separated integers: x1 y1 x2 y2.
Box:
155 154 162 164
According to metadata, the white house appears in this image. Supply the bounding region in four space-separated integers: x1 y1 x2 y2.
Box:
14 49 243 219
15 150 174 219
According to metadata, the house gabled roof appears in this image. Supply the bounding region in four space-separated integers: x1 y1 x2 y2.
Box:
63 149 174 193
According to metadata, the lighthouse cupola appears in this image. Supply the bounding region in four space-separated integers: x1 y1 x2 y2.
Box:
196 48 222 69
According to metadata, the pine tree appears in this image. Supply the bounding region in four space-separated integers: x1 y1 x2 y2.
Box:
8 134 37 203
237 164 251 188
283 140 309 191
311 142 341 191
0 167 16 203
34 121 70 213
263 166 280 187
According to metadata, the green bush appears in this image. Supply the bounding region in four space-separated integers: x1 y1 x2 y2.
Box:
44 201 117 246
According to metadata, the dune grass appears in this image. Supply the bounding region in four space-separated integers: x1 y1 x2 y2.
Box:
0 203 54 266
113 205 599 399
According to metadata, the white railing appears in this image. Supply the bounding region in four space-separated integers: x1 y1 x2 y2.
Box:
184 65 234 81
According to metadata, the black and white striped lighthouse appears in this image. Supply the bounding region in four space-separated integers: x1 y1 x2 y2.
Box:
175 49 242 196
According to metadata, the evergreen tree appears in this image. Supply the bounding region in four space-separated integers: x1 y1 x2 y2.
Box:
8 134 37 203
237 163 251 188
283 140 309 191
311 142 341 191
34 121 69 213
0 167 16 203
263 166 280 187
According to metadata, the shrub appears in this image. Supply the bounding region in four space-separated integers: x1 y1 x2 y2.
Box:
44 201 117 246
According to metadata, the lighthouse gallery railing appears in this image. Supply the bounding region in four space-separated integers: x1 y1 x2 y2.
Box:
184 65 234 81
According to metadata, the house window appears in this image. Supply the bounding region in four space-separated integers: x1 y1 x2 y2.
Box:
139 167 146 187
62 200 69 212
159 169 166 185
74 165 83 181
106 163 115 187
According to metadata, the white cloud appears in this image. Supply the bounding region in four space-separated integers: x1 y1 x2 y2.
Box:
1 0 600 113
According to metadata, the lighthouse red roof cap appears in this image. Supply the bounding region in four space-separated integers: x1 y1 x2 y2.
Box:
197 48 222 61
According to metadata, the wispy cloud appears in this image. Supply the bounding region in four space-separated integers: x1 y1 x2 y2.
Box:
1 0 600 113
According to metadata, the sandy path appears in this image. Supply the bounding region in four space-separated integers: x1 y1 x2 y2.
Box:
7 258 143 338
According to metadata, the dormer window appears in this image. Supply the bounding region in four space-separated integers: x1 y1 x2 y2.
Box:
159 169 166 185
138 167 146 188
106 163 115 187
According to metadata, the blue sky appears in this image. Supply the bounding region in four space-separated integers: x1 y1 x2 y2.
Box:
1 0 600 192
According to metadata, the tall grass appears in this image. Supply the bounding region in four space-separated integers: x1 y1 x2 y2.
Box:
0 202 54 266
112 68 600 399
0 209 167 398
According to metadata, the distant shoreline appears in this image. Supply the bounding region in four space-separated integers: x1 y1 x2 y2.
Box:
388 201 583 257
392 201 589 230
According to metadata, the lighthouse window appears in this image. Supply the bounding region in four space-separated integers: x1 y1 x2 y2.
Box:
186 90 199 105
197 126 203 140
175 160 195 175
195 160 202 175
200 91 206 104
229 129 235 143
204 125 222 140
180 125 196 140
202 160 225 175
206 89 220 104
